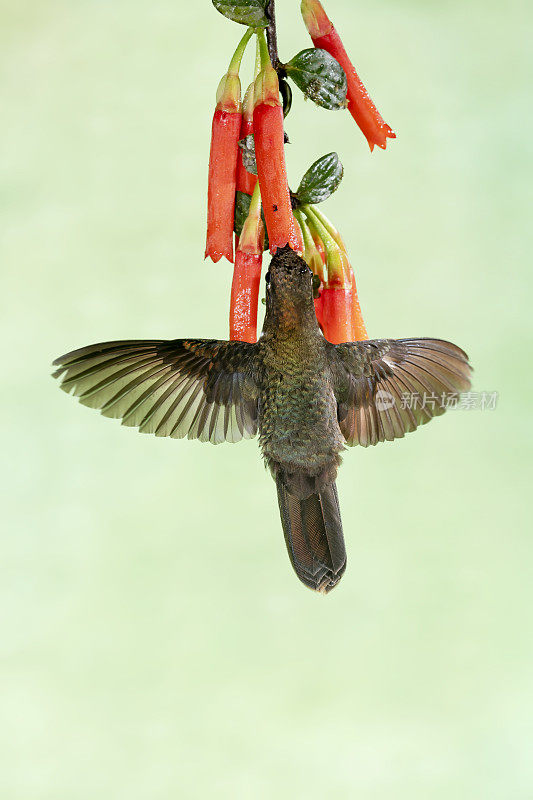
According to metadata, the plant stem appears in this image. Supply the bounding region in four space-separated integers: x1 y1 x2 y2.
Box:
256 28 270 70
310 205 347 252
266 0 280 70
303 205 350 285
254 33 262 78
228 27 254 74
302 205 338 261
295 209 325 282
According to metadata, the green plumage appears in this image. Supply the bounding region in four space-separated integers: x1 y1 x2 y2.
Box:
53 246 472 593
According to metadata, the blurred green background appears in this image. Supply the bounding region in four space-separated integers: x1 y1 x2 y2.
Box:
2 0 532 797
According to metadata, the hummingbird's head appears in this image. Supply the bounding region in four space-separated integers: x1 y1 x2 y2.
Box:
264 246 314 326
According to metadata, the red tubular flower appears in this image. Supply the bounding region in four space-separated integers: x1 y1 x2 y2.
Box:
349 269 368 341
205 29 253 264
236 83 257 196
322 254 368 343
304 205 368 343
253 44 302 254
301 0 396 152
321 286 353 343
291 213 304 254
229 184 264 342
205 81 242 264
314 293 324 331
304 206 352 343
230 251 263 342
320 246 354 344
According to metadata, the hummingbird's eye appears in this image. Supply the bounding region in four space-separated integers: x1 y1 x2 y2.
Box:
265 271 271 284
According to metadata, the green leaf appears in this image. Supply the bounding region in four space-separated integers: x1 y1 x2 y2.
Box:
295 152 344 205
284 49 347 110
234 191 269 251
238 135 257 176
212 0 269 27
279 77 293 118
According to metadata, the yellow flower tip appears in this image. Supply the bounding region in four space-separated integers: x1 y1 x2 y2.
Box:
253 64 280 108
300 0 332 39
242 83 255 118
326 248 351 288
239 215 264 255
310 252 325 282
216 73 242 113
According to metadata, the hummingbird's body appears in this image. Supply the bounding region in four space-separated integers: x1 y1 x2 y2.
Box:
259 308 343 488
257 280 348 591
53 247 472 593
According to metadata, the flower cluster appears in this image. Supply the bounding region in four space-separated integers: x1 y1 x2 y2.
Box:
207 0 395 343
295 205 367 344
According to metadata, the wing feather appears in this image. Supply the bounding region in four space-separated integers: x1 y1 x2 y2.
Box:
53 339 259 444
332 337 472 447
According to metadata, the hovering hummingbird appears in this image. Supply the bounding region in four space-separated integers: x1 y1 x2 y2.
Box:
53 246 471 593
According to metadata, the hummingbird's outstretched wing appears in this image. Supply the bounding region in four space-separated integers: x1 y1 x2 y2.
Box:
331 337 472 447
53 339 259 444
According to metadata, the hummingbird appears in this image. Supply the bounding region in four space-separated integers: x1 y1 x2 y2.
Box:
53 246 471 593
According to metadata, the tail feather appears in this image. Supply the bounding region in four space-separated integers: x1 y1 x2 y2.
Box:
276 479 347 594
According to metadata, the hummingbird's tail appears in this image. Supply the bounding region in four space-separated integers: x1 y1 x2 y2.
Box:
276 478 347 594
